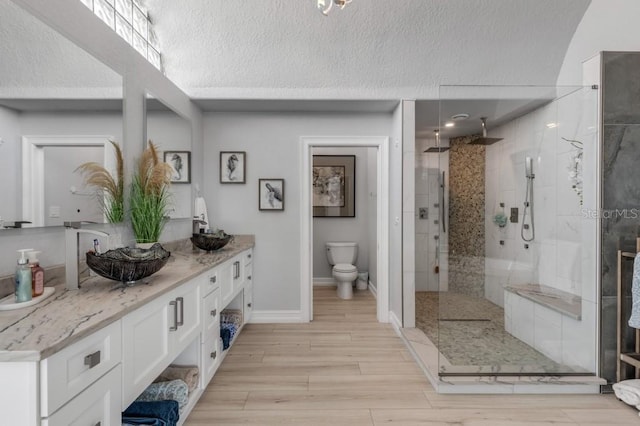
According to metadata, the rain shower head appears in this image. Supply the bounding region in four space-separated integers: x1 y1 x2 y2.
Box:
424 147 450 153
468 117 503 145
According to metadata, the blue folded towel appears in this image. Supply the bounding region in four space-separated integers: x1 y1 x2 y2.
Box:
136 379 189 409
123 400 179 426
221 322 238 349
122 417 167 426
629 253 640 329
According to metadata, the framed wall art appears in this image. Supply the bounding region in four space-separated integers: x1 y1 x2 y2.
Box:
220 151 246 183
164 151 191 184
259 178 284 211
312 155 355 217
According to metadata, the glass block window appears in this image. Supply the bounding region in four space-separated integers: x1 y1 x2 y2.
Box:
80 0 163 72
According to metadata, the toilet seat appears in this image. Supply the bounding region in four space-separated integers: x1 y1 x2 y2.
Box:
333 263 357 273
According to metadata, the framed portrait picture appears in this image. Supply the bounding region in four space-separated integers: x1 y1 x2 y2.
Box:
313 155 355 217
259 179 284 211
220 151 246 183
164 151 191 184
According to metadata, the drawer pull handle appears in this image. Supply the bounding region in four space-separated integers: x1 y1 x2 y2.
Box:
210 276 216 283
210 351 217 359
84 350 101 369
247 275 252 280
247 253 252 259
210 309 217 317
169 300 178 331
176 297 184 327
247 302 252 308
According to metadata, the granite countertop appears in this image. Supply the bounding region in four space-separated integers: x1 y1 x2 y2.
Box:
0 235 254 362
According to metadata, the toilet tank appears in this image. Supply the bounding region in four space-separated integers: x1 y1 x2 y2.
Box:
326 242 358 265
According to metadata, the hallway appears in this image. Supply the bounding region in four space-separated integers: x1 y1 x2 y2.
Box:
185 287 637 425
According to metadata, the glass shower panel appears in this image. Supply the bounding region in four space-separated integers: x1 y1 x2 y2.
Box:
431 85 598 376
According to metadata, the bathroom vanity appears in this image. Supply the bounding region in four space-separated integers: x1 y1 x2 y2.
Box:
0 235 254 425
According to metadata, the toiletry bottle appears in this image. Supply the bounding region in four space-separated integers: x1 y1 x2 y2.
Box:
15 249 33 303
27 251 44 297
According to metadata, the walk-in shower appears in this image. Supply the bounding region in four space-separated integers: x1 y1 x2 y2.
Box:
413 84 599 381
521 156 535 242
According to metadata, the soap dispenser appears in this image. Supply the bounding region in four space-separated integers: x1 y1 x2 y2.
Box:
27 250 44 297
15 249 33 303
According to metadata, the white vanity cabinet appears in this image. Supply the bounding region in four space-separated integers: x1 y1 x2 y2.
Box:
0 237 255 426
1 320 123 426
244 250 254 323
121 277 201 406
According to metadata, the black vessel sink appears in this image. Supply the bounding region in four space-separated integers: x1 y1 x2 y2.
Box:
86 243 171 283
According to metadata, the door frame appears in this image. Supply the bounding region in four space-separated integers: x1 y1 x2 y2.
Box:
22 135 115 226
300 136 389 322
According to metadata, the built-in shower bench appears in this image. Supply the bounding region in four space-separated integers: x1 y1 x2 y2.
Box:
503 284 589 371
505 283 581 320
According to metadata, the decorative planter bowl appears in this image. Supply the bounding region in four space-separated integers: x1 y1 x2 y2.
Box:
86 243 171 284
191 232 233 252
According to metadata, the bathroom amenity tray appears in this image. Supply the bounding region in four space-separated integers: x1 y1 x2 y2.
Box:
0 287 55 311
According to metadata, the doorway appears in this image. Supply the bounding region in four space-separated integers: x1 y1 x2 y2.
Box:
300 136 389 322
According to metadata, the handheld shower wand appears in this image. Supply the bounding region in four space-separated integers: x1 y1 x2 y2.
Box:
521 157 535 242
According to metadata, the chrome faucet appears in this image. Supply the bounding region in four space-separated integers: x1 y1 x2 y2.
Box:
192 216 207 234
64 221 110 290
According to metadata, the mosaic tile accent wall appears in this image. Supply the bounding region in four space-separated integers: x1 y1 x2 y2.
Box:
448 135 486 297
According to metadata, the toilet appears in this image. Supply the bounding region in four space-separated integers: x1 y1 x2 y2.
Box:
325 242 358 299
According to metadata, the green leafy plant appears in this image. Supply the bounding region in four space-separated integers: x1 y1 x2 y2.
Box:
75 140 124 223
130 141 173 244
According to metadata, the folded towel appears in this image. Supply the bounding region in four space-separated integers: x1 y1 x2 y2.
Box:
613 379 640 414
136 379 189 409
123 400 179 426
122 417 168 426
629 253 640 329
221 322 238 349
221 327 232 350
154 365 199 393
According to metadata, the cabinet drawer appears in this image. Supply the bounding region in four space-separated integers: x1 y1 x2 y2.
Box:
40 321 122 417
244 249 253 265
42 364 121 426
201 336 221 387
202 287 220 340
202 268 220 296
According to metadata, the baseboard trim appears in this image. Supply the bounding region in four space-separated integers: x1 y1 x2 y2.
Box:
249 310 305 323
313 277 336 286
389 310 402 332
368 281 377 298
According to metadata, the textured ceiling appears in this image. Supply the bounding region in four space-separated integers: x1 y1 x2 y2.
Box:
0 0 121 100
146 0 591 100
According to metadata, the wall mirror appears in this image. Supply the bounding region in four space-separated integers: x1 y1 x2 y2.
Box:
0 0 123 229
145 93 193 219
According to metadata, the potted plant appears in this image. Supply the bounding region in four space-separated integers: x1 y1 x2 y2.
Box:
75 140 124 223
130 141 173 247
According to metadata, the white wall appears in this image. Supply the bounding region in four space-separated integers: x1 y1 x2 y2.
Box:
204 112 392 312
0 105 21 225
557 0 640 86
312 146 372 281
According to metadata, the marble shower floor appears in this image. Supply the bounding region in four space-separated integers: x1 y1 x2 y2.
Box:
415 291 587 374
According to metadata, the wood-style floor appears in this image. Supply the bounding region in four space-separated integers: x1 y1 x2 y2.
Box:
185 287 639 425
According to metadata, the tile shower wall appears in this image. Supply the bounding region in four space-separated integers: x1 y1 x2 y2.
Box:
485 86 598 372
415 137 449 292
600 52 640 383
